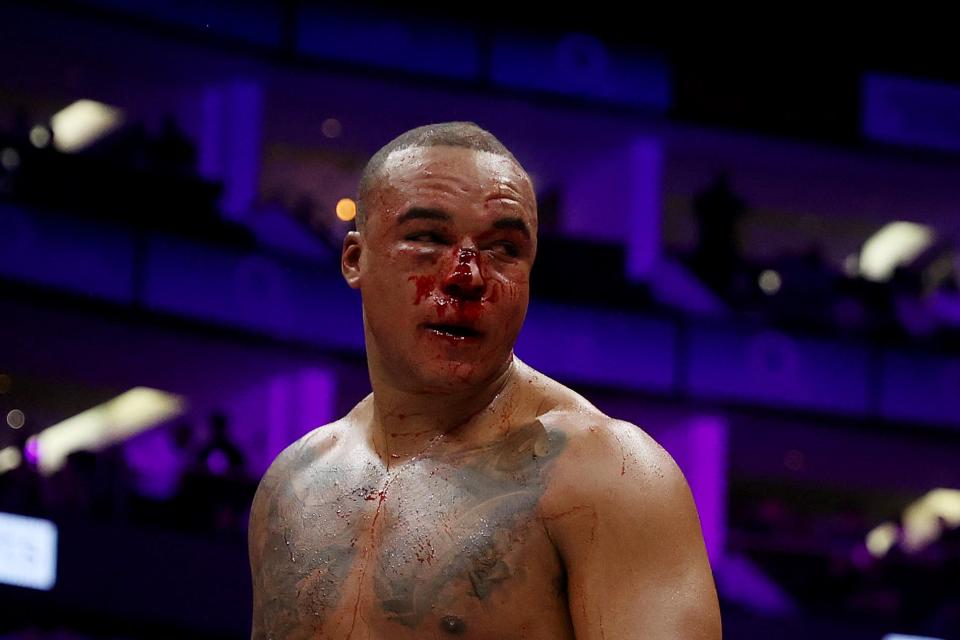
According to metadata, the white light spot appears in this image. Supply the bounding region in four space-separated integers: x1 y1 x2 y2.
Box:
33 387 185 474
758 269 782 295
866 521 898 558
6 409 25 430
860 221 934 282
901 487 960 553
51 99 124 153
0 446 22 474
29 126 50 148
1 147 20 170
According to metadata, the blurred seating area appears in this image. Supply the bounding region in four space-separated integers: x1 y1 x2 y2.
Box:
3 2 960 639
3 112 959 350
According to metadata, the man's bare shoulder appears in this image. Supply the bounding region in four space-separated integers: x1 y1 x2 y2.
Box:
546 413 675 485
259 419 347 484
523 363 674 485
249 399 372 524
258 394 373 482
529 377 722 638
527 371 687 523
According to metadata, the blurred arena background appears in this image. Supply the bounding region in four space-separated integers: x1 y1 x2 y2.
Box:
1 3 959 638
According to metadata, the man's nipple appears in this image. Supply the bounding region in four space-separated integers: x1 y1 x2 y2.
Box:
439 615 467 635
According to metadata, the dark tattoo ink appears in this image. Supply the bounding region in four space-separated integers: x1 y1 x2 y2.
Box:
373 421 566 627
252 420 568 636
251 441 368 638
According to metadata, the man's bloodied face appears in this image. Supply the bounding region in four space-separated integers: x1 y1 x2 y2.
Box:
345 145 537 393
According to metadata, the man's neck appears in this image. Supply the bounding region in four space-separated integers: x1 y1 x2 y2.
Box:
364 358 521 464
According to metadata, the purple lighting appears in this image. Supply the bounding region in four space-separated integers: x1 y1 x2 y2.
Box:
24 436 39 466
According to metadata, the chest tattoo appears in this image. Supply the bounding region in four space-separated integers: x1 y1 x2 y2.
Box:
253 420 566 636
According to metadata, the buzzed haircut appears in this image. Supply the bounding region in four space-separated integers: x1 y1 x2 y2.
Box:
355 121 524 231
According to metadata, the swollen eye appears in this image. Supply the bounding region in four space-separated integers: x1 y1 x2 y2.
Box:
407 232 446 244
487 242 518 257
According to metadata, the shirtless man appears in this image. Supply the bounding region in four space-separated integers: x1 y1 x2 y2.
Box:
248 122 722 639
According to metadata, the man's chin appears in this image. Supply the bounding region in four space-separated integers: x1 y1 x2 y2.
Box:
418 362 487 390
406 356 507 394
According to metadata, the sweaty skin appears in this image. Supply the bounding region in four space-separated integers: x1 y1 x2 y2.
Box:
248 145 722 639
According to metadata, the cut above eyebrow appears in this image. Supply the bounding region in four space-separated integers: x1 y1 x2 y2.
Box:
396 207 451 225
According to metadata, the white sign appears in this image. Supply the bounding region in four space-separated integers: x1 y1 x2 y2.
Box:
0 511 58 590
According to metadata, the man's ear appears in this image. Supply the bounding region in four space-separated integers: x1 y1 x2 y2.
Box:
341 231 363 289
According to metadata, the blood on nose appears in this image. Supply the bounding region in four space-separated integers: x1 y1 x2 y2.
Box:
442 248 482 299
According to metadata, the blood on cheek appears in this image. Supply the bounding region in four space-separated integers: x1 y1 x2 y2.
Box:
407 274 484 323
410 275 435 305
406 250 508 324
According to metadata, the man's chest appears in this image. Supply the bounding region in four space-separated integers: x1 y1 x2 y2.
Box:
257 427 573 638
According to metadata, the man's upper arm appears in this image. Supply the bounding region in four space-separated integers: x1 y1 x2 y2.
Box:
543 421 722 639
248 463 274 638
248 446 293 639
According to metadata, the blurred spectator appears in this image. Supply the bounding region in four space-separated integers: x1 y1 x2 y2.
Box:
691 172 746 297
151 115 196 176
196 412 245 479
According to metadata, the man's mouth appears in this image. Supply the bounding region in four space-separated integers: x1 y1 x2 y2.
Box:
424 323 482 339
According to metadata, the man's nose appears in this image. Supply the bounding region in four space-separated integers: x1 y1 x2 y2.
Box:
441 247 484 300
